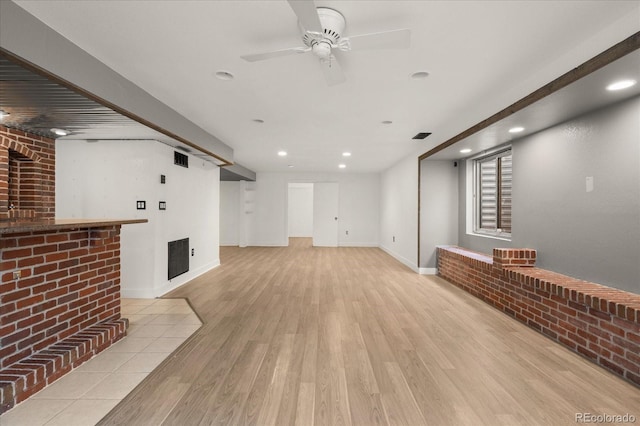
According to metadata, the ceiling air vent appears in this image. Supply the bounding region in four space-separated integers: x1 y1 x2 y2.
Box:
412 132 432 140
174 151 189 168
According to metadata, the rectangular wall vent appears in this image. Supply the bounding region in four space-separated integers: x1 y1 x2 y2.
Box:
174 151 189 168
412 132 432 140
168 238 189 280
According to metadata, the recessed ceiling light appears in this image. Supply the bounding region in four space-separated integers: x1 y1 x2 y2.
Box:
509 126 525 133
252 119 265 123
410 71 430 80
382 120 393 125
288 165 294 168
606 79 637 91
342 152 351 157
460 148 472 154
51 128 69 136
215 70 234 81
278 151 287 157
338 164 346 169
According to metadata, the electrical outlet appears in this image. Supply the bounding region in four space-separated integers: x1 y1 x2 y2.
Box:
393 236 396 242
13 270 21 279
345 230 349 235
191 248 195 256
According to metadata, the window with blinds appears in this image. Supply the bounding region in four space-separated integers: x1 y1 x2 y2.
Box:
474 148 512 235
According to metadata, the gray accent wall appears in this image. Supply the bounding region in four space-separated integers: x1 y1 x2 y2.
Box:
458 96 640 294
420 160 459 269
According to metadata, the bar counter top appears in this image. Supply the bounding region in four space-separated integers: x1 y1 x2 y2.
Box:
0 218 147 235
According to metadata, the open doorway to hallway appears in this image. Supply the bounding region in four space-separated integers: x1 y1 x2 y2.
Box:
287 183 314 239
287 182 339 247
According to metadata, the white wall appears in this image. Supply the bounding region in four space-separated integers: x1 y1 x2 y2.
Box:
56 139 220 298
220 181 240 246
420 160 459 271
379 154 419 272
245 172 379 247
288 183 313 237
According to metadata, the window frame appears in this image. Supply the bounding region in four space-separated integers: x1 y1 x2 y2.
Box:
471 146 512 239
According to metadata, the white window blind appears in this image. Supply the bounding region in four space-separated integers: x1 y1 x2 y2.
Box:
475 149 512 234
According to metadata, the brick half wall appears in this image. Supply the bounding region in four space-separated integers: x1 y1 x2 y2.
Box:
437 246 640 387
0 225 127 413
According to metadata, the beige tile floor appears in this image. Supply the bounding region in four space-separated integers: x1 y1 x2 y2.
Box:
0 298 201 426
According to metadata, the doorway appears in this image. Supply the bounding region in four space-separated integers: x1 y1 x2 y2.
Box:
288 183 314 238
287 182 339 247
312 182 339 247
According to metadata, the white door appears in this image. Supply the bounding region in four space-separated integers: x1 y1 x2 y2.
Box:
313 182 339 247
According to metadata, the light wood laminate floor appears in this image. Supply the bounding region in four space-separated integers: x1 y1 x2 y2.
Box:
100 238 640 425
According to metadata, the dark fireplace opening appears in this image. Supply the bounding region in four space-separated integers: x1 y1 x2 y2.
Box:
3 149 38 221
168 238 189 280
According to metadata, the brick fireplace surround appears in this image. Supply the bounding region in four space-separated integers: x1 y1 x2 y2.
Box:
0 126 144 413
437 246 640 387
0 126 55 222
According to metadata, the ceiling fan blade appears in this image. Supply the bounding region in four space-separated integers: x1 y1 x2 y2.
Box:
342 28 411 51
287 0 323 34
319 55 346 86
241 46 310 62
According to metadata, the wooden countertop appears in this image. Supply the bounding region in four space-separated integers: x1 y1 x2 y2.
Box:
0 218 148 235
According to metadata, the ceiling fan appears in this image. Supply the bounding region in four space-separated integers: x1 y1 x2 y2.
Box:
241 0 411 86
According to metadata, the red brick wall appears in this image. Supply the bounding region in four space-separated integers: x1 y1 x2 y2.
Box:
437 246 640 387
0 226 122 369
0 125 55 220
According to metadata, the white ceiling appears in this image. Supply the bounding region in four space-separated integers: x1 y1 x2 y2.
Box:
429 49 640 160
13 0 640 173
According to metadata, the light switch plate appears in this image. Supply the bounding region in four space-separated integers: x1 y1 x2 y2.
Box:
586 176 594 193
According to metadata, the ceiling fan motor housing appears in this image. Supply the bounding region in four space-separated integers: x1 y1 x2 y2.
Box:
300 7 346 47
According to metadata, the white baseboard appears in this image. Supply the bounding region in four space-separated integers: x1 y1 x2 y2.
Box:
158 259 221 297
419 267 437 275
120 288 155 299
219 242 239 247
248 241 288 247
379 245 419 273
338 242 379 247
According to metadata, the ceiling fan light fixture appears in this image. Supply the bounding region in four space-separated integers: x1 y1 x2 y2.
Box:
241 3 411 86
311 40 332 59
